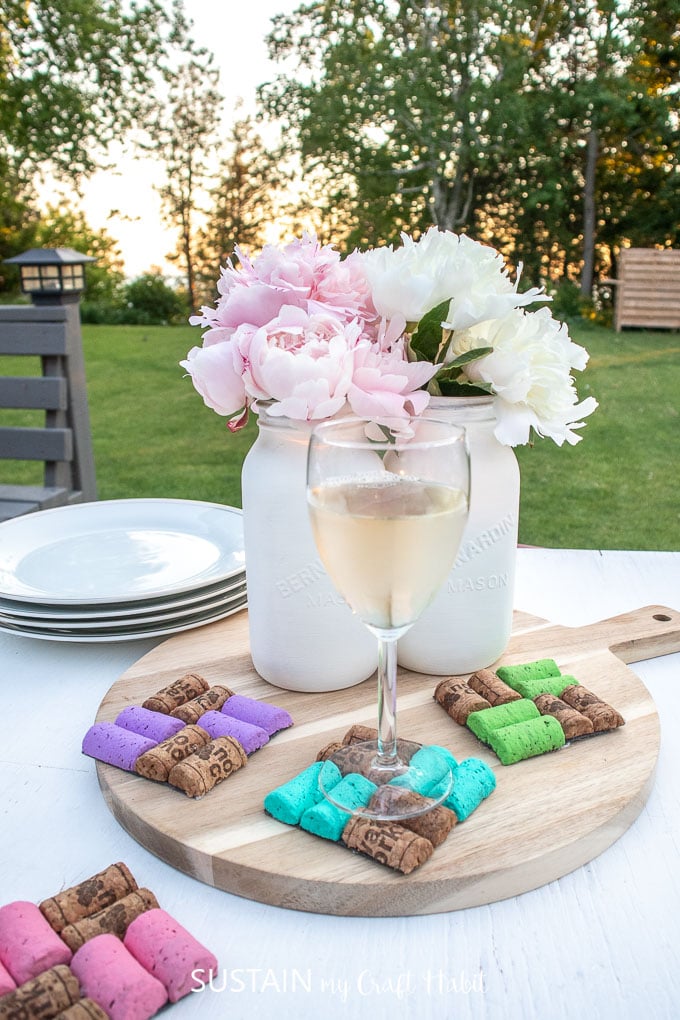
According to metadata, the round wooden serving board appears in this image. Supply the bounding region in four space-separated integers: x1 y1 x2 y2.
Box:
95 604 679 917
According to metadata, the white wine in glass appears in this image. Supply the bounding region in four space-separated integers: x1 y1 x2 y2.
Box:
307 416 470 821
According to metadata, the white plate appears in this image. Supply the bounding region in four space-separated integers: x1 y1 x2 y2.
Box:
0 598 247 643
0 574 246 621
0 499 245 605
0 585 247 630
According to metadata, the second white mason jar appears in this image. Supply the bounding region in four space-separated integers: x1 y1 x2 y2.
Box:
397 395 520 676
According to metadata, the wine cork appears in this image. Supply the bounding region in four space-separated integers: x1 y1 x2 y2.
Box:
502 675 569 700
0 901 72 984
81 723 157 772
198 710 269 754
560 684 625 731
170 685 234 724
167 736 247 798
326 743 382 779
59 889 160 953
489 715 566 765
342 724 378 745
367 786 457 847
114 706 185 744
444 757 497 821
0 965 80 1020
468 669 522 706
466 699 539 745
123 908 219 1003
142 672 210 714
39 862 138 934
53 1000 109 1020
316 740 344 761
300 774 377 841
264 760 342 826
0 960 15 997
496 658 561 686
434 679 491 724
534 694 595 739
134 724 210 782
342 816 434 874
221 695 293 735
70 935 167 1020
390 744 454 797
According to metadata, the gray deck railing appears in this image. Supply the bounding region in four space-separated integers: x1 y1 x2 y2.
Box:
0 303 96 522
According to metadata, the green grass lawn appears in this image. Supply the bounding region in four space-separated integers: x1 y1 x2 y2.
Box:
1 320 678 550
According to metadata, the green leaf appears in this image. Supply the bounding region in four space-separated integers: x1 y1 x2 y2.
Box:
436 378 494 398
443 346 494 369
409 299 452 362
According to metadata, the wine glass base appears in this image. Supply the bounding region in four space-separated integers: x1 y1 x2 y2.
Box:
319 740 455 821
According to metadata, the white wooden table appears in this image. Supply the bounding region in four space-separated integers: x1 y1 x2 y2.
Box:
1 547 679 1019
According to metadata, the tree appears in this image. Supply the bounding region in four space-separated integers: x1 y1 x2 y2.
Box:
527 1 680 295
122 271 189 324
0 159 39 293
261 1 557 251
0 0 188 182
194 114 287 297
154 51 222 313
261 0 679 288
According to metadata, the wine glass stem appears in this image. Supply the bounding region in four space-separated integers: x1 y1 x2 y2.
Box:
376 633 399 766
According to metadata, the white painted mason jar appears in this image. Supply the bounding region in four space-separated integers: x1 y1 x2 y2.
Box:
241 408 377 692
398 396 520 675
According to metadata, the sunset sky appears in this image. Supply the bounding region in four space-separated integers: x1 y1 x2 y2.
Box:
62 0 299 279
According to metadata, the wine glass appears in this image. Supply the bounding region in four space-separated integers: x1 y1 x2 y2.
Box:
306 416 470 821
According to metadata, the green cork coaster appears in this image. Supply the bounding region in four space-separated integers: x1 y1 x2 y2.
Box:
435 659 626 766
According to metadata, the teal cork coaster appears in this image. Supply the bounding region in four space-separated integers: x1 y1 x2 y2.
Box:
467 699 540 744
488 715 566 765
264 730 496 874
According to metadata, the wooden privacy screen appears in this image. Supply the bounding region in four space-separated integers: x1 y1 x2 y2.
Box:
609 248 680 331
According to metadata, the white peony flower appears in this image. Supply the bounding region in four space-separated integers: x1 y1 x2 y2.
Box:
361 227 546 330
450 306 598 446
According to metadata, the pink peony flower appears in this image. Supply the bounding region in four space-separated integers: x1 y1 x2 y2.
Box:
180 342 246 419
310 249 377 325
241 305 361 421
348 337 438 425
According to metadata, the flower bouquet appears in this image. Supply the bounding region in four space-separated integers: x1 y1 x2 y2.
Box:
183 228 597 447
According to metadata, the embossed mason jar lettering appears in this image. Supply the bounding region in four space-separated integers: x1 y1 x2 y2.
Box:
241 409 377 691
397 396 519 675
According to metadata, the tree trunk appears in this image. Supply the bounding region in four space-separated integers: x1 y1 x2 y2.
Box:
581 127 599 297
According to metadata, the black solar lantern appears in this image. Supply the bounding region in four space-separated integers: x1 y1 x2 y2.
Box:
3 248 96 305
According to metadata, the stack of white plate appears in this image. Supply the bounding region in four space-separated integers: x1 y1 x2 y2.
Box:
0 498 246 642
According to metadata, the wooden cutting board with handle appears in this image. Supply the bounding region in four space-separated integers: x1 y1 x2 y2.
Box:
95 604 679 916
